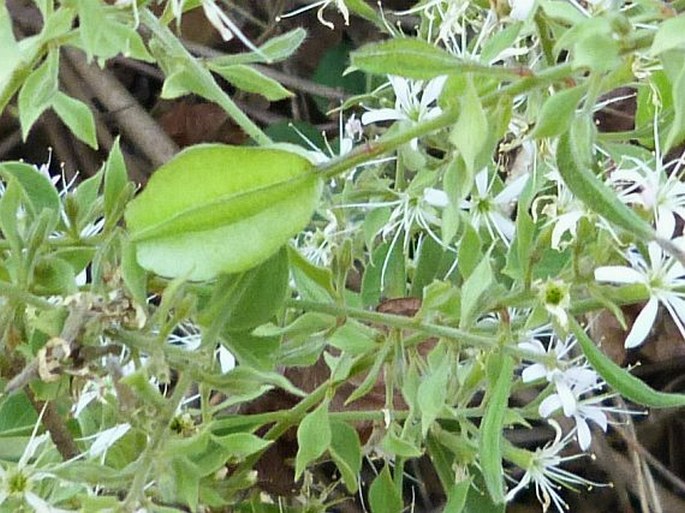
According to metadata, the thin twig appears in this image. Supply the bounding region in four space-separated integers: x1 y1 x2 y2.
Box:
182 39 350 100
64 48 179 168
614 423 685 496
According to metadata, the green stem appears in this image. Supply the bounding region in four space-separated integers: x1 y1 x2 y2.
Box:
285 298 496 349
318 63 575 180
140 9 271 146
224 380 330 488
121 372 193 511
0 281 56 310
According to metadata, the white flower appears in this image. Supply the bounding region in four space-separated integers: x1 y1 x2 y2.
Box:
609 155 685 238
535 171 587 251
82 423 132 459
509 0 536 20
505 421 596 513
594 241 685 348
461 169 528 244
538 375 609 450
278 0 349 30
200 0 264 57
0 411 81 512
519 331 609 449
361 75 447 149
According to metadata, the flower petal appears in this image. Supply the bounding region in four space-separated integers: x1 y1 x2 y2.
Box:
575 416 592 450
361 108 404 125
522 363 548 383
625 297 658 348
594 266 644 285
539 394 562 418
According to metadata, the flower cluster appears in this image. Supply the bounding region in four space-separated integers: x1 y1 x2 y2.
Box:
519 330 611 451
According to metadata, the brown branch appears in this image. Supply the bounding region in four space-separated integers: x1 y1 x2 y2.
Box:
64 48 179 169
26 389 79 461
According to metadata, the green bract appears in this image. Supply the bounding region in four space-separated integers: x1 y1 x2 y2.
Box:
125 144 322 281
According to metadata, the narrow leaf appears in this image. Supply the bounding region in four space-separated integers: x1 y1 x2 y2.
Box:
530 86 586 139
556 121 655 241
329 421 362 493
52 92 98 149
211 64 293 101
368 464 403 513
479 354 514 504
352 38 458 79
295 400 331 480
571 318 685 408
450 76 488 174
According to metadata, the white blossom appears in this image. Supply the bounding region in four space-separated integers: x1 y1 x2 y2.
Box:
461 169 528 245
200 0 264 57
505 421 597 513
509 0 536 20
609 155 685 238
361 75 447 149
594 240 685 348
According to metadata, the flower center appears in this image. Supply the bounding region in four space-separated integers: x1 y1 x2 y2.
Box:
7 470 30 495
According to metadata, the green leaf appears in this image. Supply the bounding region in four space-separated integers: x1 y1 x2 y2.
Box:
327 320 377 355
169 456 200 511
205 366 305 398
287 245 336 302
571 317 685 407
666 64 685 151
445 479 471 513
33 256 77 295
77 0 154 62
411 236 449 296
52 92 98 149
125 144 322 281
223 331 279 370
381 429 423 458
650 15 685 56
458 224 482 281
329 421 362 493
121 238 148 306
0 177 23 253
211 432 272 458
203 247 288 333
0 393 38 433
450 76 488 174
0 6 21 95
351 38 459 80
253 312 336 338
530 85 586 139
344 341 391 405
541 0 586 24
18 50 59 139
211 64 293 101
556 120 655 241
295 400 331 480
209 28 306 66
480 23 522 64
368 464 403 513
0 162 61 218
459 253 492 328
103 138 129 222
479 354 514 504
418 346 451 436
